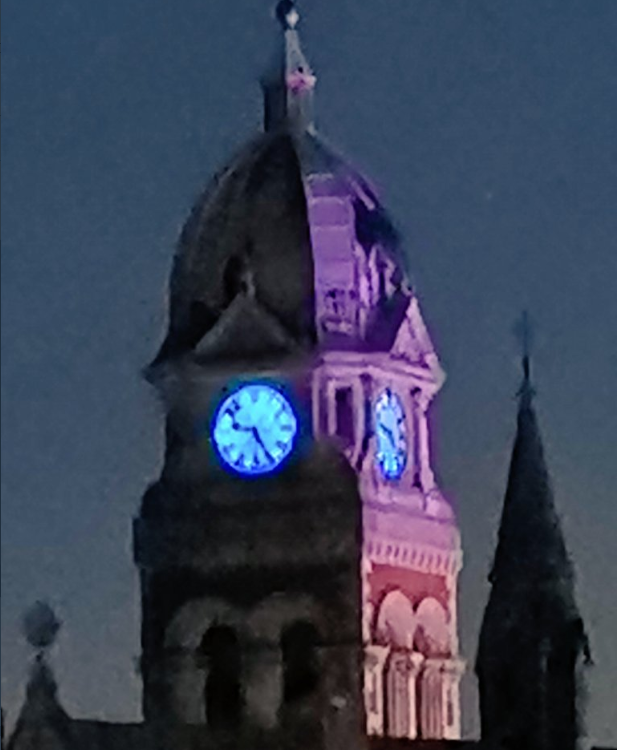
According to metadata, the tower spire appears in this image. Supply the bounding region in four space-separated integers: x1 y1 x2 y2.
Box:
476 329 589 750
276 0 299 30
262 1 316 133
515 309 535 405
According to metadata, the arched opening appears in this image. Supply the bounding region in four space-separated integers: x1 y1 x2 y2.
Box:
200 625 242 729
414 598 449 657
281 621 320 703
334 386 355 448
375 590 415 649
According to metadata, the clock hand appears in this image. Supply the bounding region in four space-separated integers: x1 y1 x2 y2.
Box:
252 427 274 462
379 424 396 448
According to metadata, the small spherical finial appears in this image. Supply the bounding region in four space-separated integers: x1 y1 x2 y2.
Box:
276 0 300 30
22 601 61 652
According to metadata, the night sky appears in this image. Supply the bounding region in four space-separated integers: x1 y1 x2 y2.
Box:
2 0 616 744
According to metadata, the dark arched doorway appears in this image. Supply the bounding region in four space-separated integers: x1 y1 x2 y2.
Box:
281 621 320 704
200 625 242 729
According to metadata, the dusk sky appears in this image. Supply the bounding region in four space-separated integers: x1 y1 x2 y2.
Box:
2 0 616 744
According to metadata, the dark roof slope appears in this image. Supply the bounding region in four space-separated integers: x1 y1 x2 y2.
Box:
153 128 408 366
157 131 315 362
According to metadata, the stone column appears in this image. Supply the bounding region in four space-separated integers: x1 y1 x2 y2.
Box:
244 645 283 730
167 649 206 724
414 392 435 492
385 651 424 739
364 644 390 736
441 657 465 739
361 557 373 645
419 658 444 739
312 369 321 437
418 656 465 739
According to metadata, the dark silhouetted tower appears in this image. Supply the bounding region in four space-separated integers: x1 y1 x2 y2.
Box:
476 352 590 750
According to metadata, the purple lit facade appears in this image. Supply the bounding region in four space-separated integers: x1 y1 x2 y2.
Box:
282 10 465 741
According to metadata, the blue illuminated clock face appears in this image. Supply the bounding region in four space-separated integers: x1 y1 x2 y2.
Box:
375 389 407 480
212 383 298 475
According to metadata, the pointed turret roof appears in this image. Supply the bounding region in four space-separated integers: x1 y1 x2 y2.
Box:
476 345 589 689
8 657 73 750
476 331 591 750
488 357 576 610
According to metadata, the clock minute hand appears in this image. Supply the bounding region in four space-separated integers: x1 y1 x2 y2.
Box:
252 427 274 463
380 424 396 448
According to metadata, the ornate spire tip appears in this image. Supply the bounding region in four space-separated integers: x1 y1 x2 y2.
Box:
513 311 535 402
22 601 61 653
276 0 300 30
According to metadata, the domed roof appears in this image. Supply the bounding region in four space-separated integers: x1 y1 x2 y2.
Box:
152 3 410 366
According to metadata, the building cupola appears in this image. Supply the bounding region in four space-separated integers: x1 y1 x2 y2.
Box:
149 1 409 373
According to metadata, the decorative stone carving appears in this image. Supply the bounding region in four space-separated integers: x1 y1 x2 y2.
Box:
364 537 460 577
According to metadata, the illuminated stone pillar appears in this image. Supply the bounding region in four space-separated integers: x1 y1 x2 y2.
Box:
419 658 444 739
414 392 435 491
441 658 465 739
364 644 390 736
418 657 464 739
385 651 424 739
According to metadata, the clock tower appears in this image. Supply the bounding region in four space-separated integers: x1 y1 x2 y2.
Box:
133 3 464 747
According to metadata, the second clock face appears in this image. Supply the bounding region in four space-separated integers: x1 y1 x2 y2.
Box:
375 389 407 480
212 383 298 475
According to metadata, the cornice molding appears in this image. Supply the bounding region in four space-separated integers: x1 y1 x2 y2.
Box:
364 536 462 577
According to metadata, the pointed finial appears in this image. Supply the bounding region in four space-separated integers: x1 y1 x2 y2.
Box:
514 311 535 402
263 0 315 132
276 0 300 30
22 601 61 655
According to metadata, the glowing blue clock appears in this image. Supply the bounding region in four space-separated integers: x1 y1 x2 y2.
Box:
212 383 298 475
375 389 407 480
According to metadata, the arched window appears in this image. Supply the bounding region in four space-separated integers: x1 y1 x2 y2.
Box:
200 625 242 729
281 621 320 703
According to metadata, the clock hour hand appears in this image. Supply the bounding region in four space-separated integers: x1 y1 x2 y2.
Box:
231 419 252 432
